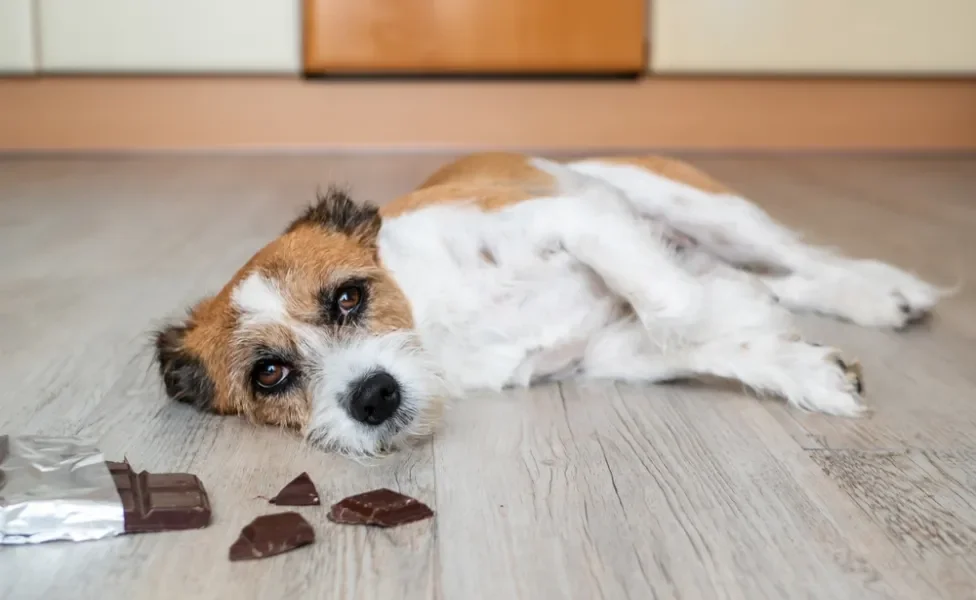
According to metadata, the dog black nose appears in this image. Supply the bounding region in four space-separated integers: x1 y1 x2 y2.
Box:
348 372 401 425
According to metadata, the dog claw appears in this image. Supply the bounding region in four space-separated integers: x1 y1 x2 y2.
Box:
832 356 864 395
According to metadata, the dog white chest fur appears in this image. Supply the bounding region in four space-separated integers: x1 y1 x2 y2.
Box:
380 198 623 391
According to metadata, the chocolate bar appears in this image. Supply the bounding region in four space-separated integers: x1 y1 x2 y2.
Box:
229 512 315 561
327 488 434 527
269 472 320 506
107 461 212 534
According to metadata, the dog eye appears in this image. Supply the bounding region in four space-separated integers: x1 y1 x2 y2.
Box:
252 360 291 389
335 284 363 314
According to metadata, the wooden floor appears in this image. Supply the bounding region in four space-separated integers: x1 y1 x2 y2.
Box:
1 153 976 600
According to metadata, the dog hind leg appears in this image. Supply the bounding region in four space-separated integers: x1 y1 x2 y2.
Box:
581 317 866 417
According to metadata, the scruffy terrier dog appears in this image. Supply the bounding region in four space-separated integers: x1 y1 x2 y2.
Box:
154 153 943 457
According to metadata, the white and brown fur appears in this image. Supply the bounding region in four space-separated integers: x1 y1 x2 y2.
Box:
154 153 945 457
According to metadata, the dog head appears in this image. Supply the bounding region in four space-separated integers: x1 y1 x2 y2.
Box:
153 188 446 457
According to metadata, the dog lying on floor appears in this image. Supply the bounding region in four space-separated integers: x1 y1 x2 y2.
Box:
154 153 944 456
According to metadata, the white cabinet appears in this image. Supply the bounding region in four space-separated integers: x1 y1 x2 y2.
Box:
8 0 976 76
651 0 976 74
37 0 300 73
0 0 36 73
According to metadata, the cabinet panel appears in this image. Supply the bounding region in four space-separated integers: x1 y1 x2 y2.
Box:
0 0 36 74
652 0 976 74
38 0 300 73
304 0 645 74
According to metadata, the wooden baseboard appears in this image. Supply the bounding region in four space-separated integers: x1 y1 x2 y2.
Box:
1 77 975 152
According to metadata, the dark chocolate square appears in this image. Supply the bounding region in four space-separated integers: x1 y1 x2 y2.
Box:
107 461 212 533
328 488 434 527
269 472 320 506
229 512 315 561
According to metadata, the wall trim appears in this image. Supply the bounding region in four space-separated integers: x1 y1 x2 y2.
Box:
1 77 975 152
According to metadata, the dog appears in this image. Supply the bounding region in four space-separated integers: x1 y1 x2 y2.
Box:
154 152 944 457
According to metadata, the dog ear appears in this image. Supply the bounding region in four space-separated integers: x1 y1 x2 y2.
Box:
286 186 381 245
154 320 215 412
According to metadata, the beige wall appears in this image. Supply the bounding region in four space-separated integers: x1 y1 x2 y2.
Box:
651 0 976 74
0 0 35 73
37 0 300 73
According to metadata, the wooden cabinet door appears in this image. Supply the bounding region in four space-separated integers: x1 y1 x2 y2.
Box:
303 0 645 75
652 0 976 74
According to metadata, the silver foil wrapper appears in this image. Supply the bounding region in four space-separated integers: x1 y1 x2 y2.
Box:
0 434 125 545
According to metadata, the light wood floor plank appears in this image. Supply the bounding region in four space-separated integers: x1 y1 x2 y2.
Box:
432 386 659 600
811 449 976 599
564 381 942 599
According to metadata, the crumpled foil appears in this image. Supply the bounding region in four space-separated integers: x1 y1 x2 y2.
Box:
0 434 125 545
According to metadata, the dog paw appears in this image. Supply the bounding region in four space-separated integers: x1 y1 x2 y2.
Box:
844 260 942 328
843 288 919 329
786 345 867 417
832 354 864 396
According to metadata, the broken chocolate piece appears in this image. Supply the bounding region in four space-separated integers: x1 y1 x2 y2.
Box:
327 488 433 527
269 472 320 506
229 512 315 561
107 461 212 533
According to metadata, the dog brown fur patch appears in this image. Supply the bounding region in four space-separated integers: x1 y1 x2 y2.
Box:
591 155 732 195
417 152 555 191
287 187 381 249
160 297 241 417
379 152 557 217
380 182 544 218
383 152 731 218
266 226 414 333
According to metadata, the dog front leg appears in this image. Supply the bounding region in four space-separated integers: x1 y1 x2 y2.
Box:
506 195 793 346
565 159 944 328
508 195 708 338
659 190 945 327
